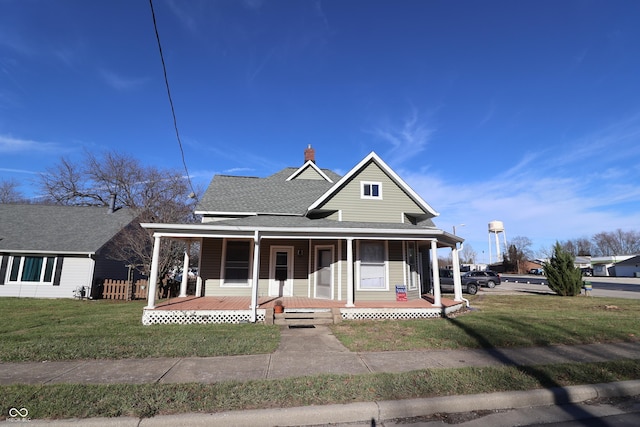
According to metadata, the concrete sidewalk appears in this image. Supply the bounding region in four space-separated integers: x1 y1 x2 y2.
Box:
2 326 640 385
2 326 640 426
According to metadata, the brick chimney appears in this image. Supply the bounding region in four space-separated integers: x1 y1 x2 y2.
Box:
304 144 315 163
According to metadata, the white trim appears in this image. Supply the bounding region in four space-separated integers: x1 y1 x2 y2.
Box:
314 245 334 299
5 255 58 285
220 238 254 288
2 250 94 256
268 246 294 297
142 223 451 241
307 152 440 216
338 241 343 301
307 240 312 298
360 181 382 199
285 160 334 183
356 240 389 291
405 241 418 291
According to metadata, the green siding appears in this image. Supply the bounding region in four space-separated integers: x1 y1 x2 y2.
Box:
320 161 426 223
295 166 326 180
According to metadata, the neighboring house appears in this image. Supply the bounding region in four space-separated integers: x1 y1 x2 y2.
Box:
613 255 640 278
0 204 139 298
141 148 466 324
591 255 635 277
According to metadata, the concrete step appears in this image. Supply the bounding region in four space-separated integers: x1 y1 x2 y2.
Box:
273 309 338 325
276 311 333 319
274 317 334 326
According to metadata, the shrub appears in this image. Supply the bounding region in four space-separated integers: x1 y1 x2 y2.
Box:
544 242 584 296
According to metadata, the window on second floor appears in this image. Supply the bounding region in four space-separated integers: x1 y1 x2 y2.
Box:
361 181 382 199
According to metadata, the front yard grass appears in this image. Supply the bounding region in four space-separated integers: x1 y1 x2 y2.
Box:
331 294 640 352
0 298 279 362
2 295 639 362
1 294 640 420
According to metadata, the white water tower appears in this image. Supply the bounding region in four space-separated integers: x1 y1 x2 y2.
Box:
488 220 508 264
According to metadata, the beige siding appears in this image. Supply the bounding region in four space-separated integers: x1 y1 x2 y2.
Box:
320 161 425 223
295 167 326 180
201 238 239 297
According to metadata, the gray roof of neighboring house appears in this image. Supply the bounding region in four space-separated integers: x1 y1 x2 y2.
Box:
0 204 136 254
615 255 640 266
196 167 342 215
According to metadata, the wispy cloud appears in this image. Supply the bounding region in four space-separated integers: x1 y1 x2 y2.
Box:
166 0 203 34
370 108 434 167
0 135 61 153
99 69 148 91
0 167 41 175
401 113 640 256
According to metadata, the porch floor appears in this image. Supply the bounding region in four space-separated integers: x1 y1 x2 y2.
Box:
153 295 460 311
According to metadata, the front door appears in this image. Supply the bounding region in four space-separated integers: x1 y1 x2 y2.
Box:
269 247 293 297
315 247 333 299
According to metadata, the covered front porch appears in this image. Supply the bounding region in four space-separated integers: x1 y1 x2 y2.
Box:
142 295 465 325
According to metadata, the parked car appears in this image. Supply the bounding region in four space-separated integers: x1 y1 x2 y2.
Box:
439 269 480 295
581 267 593 276
529 268 544 275
462 270 501 288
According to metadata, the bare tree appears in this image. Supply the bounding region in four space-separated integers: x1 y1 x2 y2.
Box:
0 179 27 204
39 150 199 280
460 244 477 264
592 229 640 256
560 237 594 257
509 236 534 259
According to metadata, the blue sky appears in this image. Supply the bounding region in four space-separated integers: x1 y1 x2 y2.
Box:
1 0 639 260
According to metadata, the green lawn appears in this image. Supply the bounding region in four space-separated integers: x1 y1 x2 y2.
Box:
0 298 279 362
1 294 640 420
332 294 640 352
1 295 639 362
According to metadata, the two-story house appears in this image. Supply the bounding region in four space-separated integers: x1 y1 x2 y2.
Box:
141 148 465 325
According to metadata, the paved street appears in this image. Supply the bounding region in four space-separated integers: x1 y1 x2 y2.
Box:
488 274 640 299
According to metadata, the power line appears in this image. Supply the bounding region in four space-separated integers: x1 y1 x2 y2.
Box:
148 0 198 201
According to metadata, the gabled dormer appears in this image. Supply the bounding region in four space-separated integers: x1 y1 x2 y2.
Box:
286 161 334 182
286 145 334 182
306 152 439 224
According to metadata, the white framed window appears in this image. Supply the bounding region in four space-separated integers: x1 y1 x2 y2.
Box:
7 256 57 284
361 181 382 199
221 239 252 287
357 241 388 291
405 241 418 291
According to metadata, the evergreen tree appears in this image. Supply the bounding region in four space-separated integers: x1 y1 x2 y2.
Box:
543 242 584 296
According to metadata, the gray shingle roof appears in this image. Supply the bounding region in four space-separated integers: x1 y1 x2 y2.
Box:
0 204 136 254
196 167 341 215
207 215 437 230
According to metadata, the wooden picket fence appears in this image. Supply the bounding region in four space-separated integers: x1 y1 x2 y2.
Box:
102 279 149 301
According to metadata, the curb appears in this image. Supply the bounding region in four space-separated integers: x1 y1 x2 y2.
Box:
21 380 640 426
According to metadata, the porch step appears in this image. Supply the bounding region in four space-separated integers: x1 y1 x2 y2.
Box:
273 309 338 326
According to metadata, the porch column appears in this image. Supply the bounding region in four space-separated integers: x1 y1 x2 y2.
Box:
179 240 191 297
346 238 355 307
250 231 261 322
430 240 441 307
145 235 162 309
451 244 463 302
195 238 203 297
